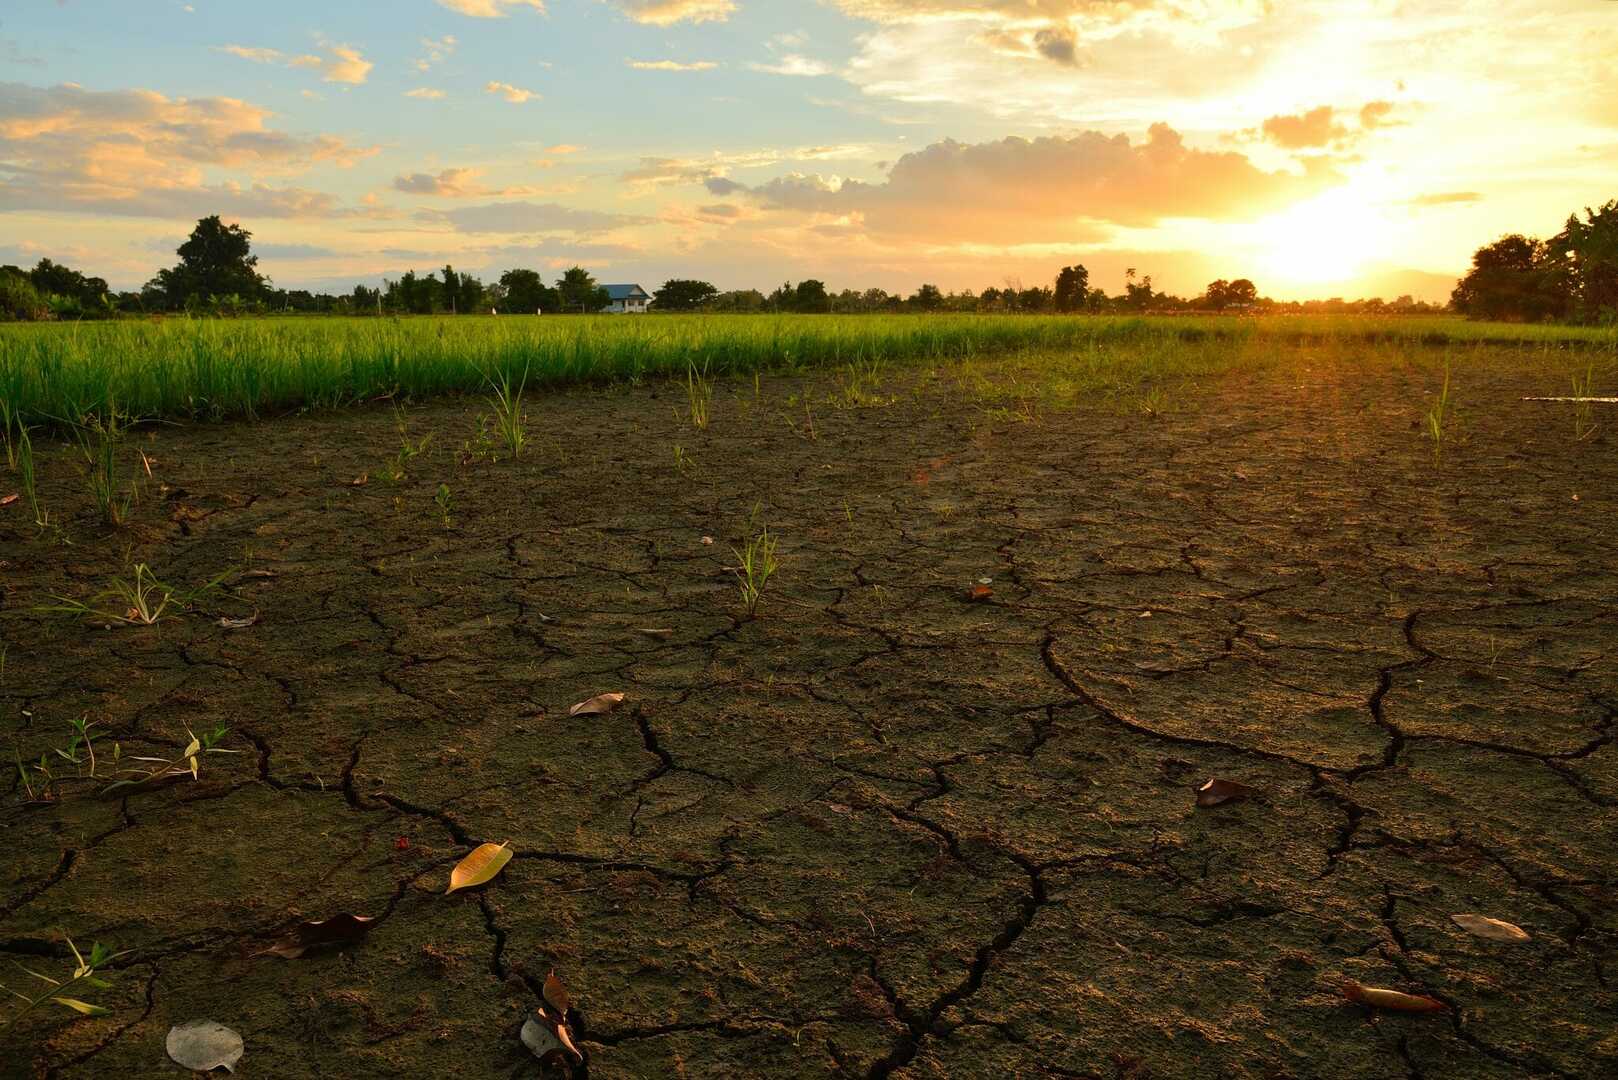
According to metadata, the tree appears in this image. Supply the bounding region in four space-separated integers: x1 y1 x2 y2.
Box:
794 279 830 313
499 269 559 313
908 283 943 311
1450 234 1563 321
1548 201 1618 324
151 216 268 309
1123 271 1155 311
1053 264 1089 312
1204 278 1258 310
442 265 461 314
652 279 719 311
556 266 609 312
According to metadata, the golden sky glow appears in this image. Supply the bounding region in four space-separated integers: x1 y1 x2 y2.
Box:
2 0 1615 300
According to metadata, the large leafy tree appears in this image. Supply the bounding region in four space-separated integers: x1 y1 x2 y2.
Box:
499 269 560 313
1548 201 1618 324
651 279 719 311
1204 278 1258 310
1053 264 1089 312
1450 234 1563 322
556 266 610 312
147 216 268 309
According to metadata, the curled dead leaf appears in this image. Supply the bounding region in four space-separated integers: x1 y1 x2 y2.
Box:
218 613 260 630
1451 914 1530 943
1341 981 1447 1013
260 913 375 959
351 473 368 487
543 970 571 1017
446 841 513 894
636 628 674 638
167 1020 245 1073
569 692 625 717
1195 778 1258 808
966 584 993 603
0 493 18 507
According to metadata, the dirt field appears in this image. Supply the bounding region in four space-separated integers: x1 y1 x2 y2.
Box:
2 343 1614 1078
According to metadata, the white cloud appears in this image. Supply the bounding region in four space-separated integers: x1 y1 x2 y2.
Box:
218 42 373 85
607 0 735 25
485 81 538 103
627 59 719 72
416 36 457 72
405 87 447 100
437 0 546 17
748 55 834 77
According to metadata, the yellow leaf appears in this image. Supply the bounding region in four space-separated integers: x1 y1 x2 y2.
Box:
446 841 513 894
52 996 110 1016
569 692 625 717
1451 914 1531 942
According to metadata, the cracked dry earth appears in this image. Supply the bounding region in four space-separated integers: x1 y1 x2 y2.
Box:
2 344 1616 1079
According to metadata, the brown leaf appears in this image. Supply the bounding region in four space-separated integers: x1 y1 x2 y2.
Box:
569 692 625 717
1451 914 1531 943
260 913 375 959
966 584 993 602
218 613 259 630
446 841 513 894
1342 981 1447 1013
1195 778 1258 808
351 473 368 487
543 970 571 1017
635 628 674 638
0 494 18 507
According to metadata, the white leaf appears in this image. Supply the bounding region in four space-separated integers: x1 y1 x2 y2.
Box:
167 1020 244 1073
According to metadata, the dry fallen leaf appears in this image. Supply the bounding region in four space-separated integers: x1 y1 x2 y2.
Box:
1195 778 1258 808
446 841 513 894
966 584 993 602
521 1005 584 1065
240 568 278 581
543 970 572 1016
0 494 18 508
351 473 368 487
1451 914 1531 943
700 535 715 545
167 1020 245 1073
218 614 259 630
569 692 625 717
636 627 674 638
260 913 376 959
1341 981 1447 1013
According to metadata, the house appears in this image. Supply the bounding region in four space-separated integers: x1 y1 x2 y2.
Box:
602 283 651 314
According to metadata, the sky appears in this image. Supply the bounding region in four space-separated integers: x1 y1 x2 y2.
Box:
2 0 1615 302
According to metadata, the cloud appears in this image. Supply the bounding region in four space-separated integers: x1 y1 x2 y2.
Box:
437 0 545 16
705 176 746 195
485 81 538 103
405 88 447 100
1406 191 1482 207
627 60 718 72
607 0 735 26
218 42 373 85
428 200 651 234
1358 100 1398 130
1260 106 1348 149
748 55 834 77
620 144 871 188
0 81 376 220
394 169 486 197
416 36 457 72
545 144 582 154
742 124 1335 242
254 242 340 258
218 44 283 63
1032 27 1078 66
697 203 743 219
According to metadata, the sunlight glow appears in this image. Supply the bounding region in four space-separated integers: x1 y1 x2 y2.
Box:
1254 188 1390 287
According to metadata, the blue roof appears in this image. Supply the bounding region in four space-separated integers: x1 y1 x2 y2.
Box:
604 283 648 300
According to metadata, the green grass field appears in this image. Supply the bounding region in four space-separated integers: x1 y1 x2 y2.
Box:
1 313 1613 427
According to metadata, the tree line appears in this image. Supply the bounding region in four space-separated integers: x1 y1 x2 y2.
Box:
4 213 1451 322
1450 200 1617 324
